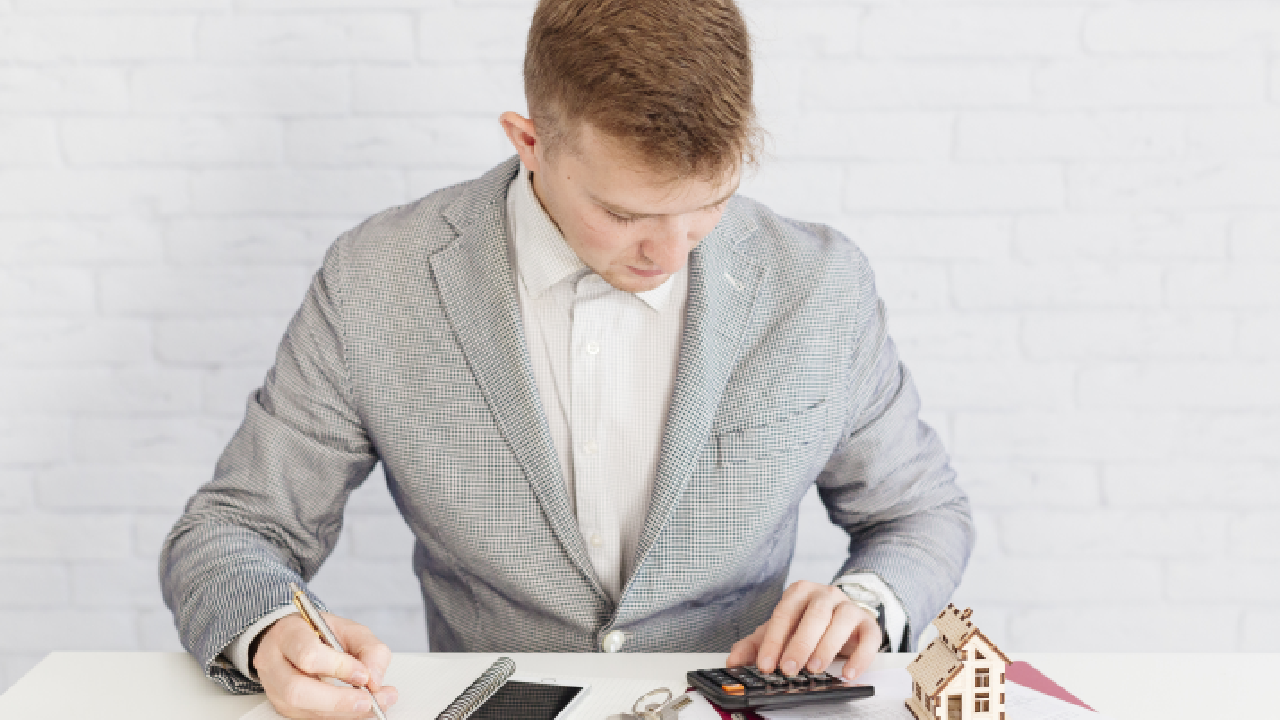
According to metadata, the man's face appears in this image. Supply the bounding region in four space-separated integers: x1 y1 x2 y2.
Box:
524 122 740 294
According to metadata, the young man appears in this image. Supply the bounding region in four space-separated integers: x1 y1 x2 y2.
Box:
160 1 974 717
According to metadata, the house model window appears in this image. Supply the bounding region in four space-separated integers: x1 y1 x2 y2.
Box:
905 604 1011 720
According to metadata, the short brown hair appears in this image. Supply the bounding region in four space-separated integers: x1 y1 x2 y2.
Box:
524 0 760 181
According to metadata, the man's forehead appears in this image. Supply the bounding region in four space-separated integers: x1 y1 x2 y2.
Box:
585 178 739 218
558 121 741 215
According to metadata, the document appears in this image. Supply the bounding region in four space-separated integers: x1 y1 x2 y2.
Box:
756 669 913 720
238 654 674 720
756 669 1109 720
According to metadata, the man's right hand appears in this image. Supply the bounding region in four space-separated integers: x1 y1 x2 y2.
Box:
253 612 399 719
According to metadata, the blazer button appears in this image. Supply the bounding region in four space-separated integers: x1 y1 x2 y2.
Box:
601 630 627 653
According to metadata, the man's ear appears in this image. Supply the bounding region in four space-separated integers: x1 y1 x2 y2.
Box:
499 111 541 173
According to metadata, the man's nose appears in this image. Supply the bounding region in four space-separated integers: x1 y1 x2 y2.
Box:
642 217 695 271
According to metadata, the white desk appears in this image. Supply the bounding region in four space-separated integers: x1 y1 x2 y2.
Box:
0 651 1271 719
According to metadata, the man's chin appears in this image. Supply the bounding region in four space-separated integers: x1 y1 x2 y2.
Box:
599 267 670 294
611 274 669 294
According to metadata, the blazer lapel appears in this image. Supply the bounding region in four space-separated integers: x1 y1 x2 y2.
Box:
429 161 607 602
624 205 765 598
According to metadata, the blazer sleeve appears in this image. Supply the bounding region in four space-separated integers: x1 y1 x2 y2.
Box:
158 239 379 693
815 259 975 651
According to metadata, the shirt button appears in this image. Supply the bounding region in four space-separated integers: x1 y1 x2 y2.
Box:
601 630 626 653
585 342 600 355
590 534 603 548
583 441 598 455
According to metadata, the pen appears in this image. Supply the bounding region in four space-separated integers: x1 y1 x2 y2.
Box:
289 582 389 720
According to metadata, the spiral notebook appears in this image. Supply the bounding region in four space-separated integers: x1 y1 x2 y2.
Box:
238 654 669 720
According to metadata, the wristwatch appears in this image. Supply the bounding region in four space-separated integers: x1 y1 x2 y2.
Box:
835 581 891 652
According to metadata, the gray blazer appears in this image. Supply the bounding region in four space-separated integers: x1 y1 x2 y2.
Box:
160 157 973 693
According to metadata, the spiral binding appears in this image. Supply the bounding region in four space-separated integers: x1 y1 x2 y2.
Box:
435 656 517 720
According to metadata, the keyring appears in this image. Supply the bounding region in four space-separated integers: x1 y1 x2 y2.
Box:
633 687 673 715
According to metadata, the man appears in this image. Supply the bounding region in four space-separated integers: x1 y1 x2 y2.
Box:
160 0 974 717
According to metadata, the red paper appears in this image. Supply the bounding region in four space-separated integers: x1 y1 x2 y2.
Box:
1006 661 1094 711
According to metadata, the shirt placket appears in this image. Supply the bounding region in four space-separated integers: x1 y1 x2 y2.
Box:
570 276 621 599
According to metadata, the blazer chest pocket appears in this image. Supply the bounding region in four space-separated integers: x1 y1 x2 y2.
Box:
714 399 833 465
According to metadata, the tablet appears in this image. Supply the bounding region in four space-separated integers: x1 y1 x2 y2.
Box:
468 675 591 720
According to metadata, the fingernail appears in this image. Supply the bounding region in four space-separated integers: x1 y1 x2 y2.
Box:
758 656 774 671
381 689 398 707
351 697 370 712
781 660 798 676
844 667 858 681
351 670 369 686
808 658 823 672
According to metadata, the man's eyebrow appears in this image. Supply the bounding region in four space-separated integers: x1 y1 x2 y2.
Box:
592 183 740 218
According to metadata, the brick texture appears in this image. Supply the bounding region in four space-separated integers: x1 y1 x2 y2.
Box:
2 0 1277 690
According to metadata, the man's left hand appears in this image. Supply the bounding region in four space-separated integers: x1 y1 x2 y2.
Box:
726 580 881 682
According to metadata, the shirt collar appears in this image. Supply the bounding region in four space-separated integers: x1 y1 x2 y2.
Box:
507 163 682 312
509 162 587 299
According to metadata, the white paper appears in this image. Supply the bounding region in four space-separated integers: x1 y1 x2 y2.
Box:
567 675 691 719
757 669 1110 720
751 669 914 720
238 654 673 720
681 690 743 720
1004 680 1109 720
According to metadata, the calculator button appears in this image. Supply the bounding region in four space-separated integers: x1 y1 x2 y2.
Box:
725 668 767 689
698 669 745 694
755 670 790 688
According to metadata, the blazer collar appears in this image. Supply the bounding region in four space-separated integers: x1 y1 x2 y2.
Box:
622 198 764 605
432 156 610 601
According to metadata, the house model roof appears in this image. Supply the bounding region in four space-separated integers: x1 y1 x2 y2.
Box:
908 633 965 699
906 604 1011 702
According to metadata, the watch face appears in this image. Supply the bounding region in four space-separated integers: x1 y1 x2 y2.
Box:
839 584 880 606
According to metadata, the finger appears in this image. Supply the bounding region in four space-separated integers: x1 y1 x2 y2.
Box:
329 614 392 688
726 625 765 667
805 602 861 674
752 591 803 671
276 671 378 717
372 686 400 712
839 614 883 681
281 625 370 687
756 583 817 674
776 590 841 677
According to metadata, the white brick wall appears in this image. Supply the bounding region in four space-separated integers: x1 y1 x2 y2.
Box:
1 0 1278 692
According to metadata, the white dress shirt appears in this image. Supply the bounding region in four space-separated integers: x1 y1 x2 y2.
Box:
507 162 687 601
223 163 904 680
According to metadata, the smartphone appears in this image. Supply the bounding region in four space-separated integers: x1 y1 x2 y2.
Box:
468 676 591 720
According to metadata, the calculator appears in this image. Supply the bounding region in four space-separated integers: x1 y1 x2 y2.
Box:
686 666 875 710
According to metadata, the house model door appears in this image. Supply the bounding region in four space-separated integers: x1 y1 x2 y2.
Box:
948 695 961 720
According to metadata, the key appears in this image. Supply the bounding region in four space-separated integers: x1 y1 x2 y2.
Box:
660 693 692 719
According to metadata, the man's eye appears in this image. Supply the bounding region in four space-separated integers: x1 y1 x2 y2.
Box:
608 211 637 225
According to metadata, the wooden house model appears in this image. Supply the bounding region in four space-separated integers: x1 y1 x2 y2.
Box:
906 604 1010 720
